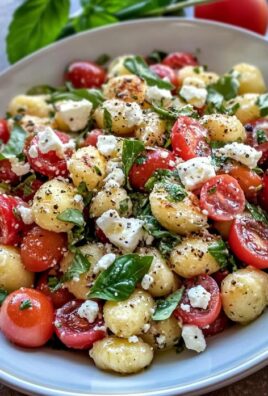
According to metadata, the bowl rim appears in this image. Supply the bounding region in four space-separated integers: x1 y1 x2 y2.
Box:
0 16 268 396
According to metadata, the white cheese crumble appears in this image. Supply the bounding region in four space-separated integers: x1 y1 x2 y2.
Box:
128 335 139 343
36 127 75 158
182 325 206 353
55 99 92 132
9 158 31 176
180 303 191 313
216 142 262 169
97 135 117 157
156 335 166 349
93 253 116 274
16 205 34 225
103 99 143 128
141 274 154 290
142 323 151 333
28 144 38 158
77 300 99 323
96 209 144 253
106 159 122 173
177 157 216 190
73 194 83 203
104 168 125 188
180 77 207 109
187 285 211 310
145 85 172 104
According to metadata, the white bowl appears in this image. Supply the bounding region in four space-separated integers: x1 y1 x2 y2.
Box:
0 18 267 396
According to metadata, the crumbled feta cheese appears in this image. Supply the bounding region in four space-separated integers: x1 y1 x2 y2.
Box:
142 323 151 333
177 157 216 190
55 99 92 132
156 335 166 349
10 158 31 176
128 335 139 343
180 303 191 313
93 325 106 332
93 253 116 274
143 230 154 245
16 205 34 225
36 127 75 158
146 85 172 104
104 168 125 188
77 300 99 323
187 285 211 310
28 144 38 158
73 194 83 203
216 142 262 169
141 274 154 290
103 100 143 128
106 160 122 173
96 210 144 252
97 135 117 157
180 77 207 109
182 325 206 353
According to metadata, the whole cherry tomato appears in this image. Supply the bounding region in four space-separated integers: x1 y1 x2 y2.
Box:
0 119 10 144
149 64 178 87
162 52 198 70
0 159 19 184
64 61 106 89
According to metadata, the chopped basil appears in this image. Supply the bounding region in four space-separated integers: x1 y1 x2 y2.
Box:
246 202 268 225
27 85 56 95
129 192 150 217
206 72 240 114
103 108 113 132
95 53 110 66
0 124 27 160
0 183 11 193
208 239 237 270
147 50 167 64
19 299 32 310
152 103 198 120
93 165 102 176
50 87 104 109
77 182 93 206
256 94 268 117
122 139 145 181
88 254 153 301
256 129 268 144
0 288 8 305
124 56 173 90
252 167 264 175
144 169 181 192
162 181 187 202
57 209 85 227
208 186 217 195
152 287 185 321
47 276 62 292
119 198 130 216
158 237 180 258
13 174 36 197
135 154 147 165
63 249 91 281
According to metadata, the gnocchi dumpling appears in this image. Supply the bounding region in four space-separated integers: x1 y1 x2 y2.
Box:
233 63 266 94
227 94 261 124
141 316 182 351
135 111 166 146
8 94 53 118
89 186 132 218
107 55 135 78
103 75 147 104
201 114 246 143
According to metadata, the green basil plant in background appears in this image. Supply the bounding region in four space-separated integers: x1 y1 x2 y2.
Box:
6 0 215 64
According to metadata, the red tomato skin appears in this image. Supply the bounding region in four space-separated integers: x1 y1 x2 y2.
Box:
229 216 268 269
0 119 10 144
25 130 73 178
195 0 268 35
54 300 107 350
64 61 106 89
21 226 67 272
0 194 29 245
171 116 211 160
202 310 230 337
95 225 110 244
0 288 54 348
36 272 74 308
162 52 198 70
174 274 222 328
149 64 178 87
15 179 44 203
246 119 268 167
129 148 176 191
200 175 246 221
212 269 230 286
258 172 268 211
0 159 19 184
81 129 103 148
226 165 263 202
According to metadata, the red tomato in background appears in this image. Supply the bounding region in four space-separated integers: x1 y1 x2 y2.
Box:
229 215 268 269
171 116 211 160
174 275 222 328
0 288 54 347
0 119 10 144
202 310 230 337
162 52 198 69
21 226 67 272
0 159 19 184
54 300 107 349
149 64 178 87
25 130 74 178
81 129 103 148
37 272 74 308
200 174 246 221
64 61 106 89
245 119 268 167
129 148 176 191
195 0 268 35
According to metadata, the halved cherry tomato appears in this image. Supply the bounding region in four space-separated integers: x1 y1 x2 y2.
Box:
200 175 246 221
212 269 230 286
129 148 176 191
0 288 54 347
229 215 268 269
54 300 107 349
0 159 19 183
0 119 10 144
25 130 74 178
202 310 230 338
171 116 211 160
162 52 198 70
227 165 262 201
15 178 43 203
174 274 222 328
258 171 268 211
64 61 106 89
0 194 29 245
245 119 268 166
21 226 67 272
81 129 103 148
149 64 178 87
37 272 74 308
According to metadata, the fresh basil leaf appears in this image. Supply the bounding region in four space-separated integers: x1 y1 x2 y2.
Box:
63 249 91 281
122 139 145 178
152 103 198 120
124 56 173 90
246 202 268 225
19 299 32 310
95 53 110 66
47 276 62 292
119 198 130 216
57 209 85 227
13 174 36 197
162 181 187 202
152 287 185 321
0 288 8 305
256 129 268 144
147 50 167 64
7 0 70 63
158 237 180 258
144 169 181 192
27 85 56 95
256 94 268 117
88 254 153 301
129 192 150 217
208 239 229 268
50 88 104 109
72 10 118 32
103 108 113 132
140 214 179 241
252 167 264 175
77 182 93 206
0 124 27 160
206 73 240 114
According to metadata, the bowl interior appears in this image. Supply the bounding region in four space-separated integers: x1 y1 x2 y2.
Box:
0 18 268 396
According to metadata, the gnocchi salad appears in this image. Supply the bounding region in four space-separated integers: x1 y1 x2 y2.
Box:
0 51 268 375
